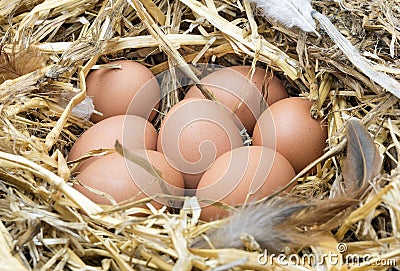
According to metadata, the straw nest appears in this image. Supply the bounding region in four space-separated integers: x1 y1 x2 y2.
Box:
1 0 400 270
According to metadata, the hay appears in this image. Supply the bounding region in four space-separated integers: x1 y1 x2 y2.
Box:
1 0 400 270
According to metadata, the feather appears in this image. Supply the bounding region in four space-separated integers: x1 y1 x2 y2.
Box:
342 118 382 196
191 197 356 253
249 0 316 33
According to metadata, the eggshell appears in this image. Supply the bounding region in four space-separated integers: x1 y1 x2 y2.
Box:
196 146 296 221
68 115 157 170
86 60 160 123
157 98 243 190
74 151 184 208
185 66 287 133
252 97 327 173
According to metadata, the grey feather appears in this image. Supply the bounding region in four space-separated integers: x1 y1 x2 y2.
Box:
342 118 382 195
191 198 355 253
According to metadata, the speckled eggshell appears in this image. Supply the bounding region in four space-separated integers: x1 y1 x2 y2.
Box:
86 60 160 123
74 151 184 208
68 115 157 170
196 146 296 221
252 97 328 173
185 66 287 133
157 98 243 191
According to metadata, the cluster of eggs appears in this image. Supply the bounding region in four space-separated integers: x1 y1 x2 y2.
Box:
68 60 328 220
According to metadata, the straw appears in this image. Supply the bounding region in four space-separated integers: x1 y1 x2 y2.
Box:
1 0 400 270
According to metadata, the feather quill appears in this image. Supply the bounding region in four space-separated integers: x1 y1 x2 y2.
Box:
249 0 316 33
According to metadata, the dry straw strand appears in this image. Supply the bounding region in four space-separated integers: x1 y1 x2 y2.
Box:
1 0 400 270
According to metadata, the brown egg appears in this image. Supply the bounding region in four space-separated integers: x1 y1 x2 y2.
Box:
185 66 287 133
196 146 296 221
157 98 243 191
74 151 184 208
252 97 327 173
86 60 160 123
68 115 157 170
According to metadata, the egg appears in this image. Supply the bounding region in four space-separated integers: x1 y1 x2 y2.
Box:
196 146 296 221
68 115 157 170
185 66 287 133
252 97 327 173
86 60 160 123
157 98 243 190
74 151 184 208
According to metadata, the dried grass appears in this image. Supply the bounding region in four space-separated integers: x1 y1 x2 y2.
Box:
1 0 400 270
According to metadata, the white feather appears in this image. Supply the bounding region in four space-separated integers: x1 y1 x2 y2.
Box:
250 0 316 33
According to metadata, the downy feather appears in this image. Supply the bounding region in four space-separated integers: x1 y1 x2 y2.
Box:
191 198 355 253
249 0 316 33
